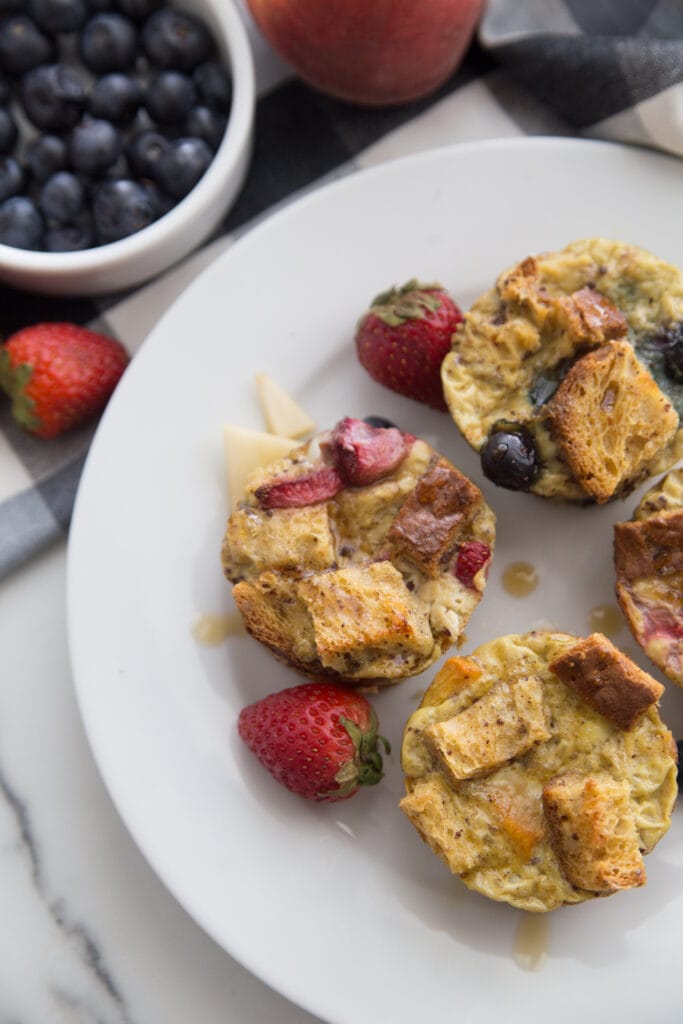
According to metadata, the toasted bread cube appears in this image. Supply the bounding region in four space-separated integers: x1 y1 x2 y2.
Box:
542 772 646 893
544 340 679 503
388 461 483 577
423 674 550 782
297 561 433 672
222 504 335 581
550 633 663 731
399 775 483 875
558 287 628 346
232 571 317 666
614 509 683 581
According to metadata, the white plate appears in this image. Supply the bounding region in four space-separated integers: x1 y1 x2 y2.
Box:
68 138 683 1024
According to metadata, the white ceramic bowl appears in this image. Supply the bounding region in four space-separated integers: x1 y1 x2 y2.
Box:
0 0 255 296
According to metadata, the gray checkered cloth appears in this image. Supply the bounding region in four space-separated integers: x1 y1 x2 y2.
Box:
2 0 683 577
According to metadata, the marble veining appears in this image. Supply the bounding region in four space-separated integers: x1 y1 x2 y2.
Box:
0 764 134 1024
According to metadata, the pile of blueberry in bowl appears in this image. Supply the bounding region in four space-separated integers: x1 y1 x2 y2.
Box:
0 0 255 294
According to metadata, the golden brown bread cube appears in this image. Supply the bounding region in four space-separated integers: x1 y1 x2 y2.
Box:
423 675 550 782
297 561 433 676
223 505 335 579
557 286 628 346
549 632 664 731
387 461 483 577
543 340 678 503
542 772 646 893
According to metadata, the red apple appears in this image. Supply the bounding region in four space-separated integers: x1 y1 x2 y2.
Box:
246 0 485 106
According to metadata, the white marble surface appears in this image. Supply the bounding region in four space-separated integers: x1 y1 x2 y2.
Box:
0 543 322 1024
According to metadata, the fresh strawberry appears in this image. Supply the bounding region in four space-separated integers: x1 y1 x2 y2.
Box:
327 416 412 486
255 465 345 509
355 279 462 411
454 541 491 588
238 681 390 802
0 322 129 439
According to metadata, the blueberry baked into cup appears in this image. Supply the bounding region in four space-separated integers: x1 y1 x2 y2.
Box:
400 631 677 911
441 238 683 502
221 418 496 685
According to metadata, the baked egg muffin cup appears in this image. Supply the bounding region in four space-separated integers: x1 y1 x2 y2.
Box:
615 468 683 686
441 238 683 504
400 630 677 912
221 417 496 686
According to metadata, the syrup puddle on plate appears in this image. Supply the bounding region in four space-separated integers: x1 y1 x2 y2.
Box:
502 562 539 598
191 611 245 645
588 603 623 638
513 912 549 971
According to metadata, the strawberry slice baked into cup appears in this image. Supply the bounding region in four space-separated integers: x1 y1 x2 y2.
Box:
221 417 495 685
614 468 683 686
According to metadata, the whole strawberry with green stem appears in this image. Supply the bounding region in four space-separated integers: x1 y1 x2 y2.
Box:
0 322 129 439
238 680 390 802
355 279 463 411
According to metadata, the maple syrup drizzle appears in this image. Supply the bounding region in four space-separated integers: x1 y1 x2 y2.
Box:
513 912 549 971
191 612 245 645
502 561 539 598
588 603 623 638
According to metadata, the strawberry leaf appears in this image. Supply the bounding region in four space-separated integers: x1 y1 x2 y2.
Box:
0 350 41 432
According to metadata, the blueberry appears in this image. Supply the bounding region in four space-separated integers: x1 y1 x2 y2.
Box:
145 69 196 124
480 421 540 491
80 12 137 73
69 117 122 175
142 9 211 71
28 0 88 34
0 156 23 201
658 322 683 383
0 15 55 75
117 0 160 21
92 177 156 241
0 195 44 248
125 127 169 177
156 136 211 198
363 415 397 429
184 105 225 150
24 132 67 181
39 170 84 222
45 220 94 250
664 339 683 383
142 179 172 217
21 63 86 130
89 72 141 123
193 60 231 113
0 107 17 154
